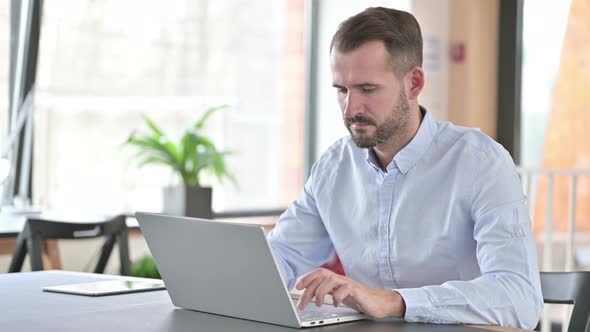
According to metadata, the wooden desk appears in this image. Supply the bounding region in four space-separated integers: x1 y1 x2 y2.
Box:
0 271 526 332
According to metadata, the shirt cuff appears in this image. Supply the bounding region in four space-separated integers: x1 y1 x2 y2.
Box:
395 287 434 323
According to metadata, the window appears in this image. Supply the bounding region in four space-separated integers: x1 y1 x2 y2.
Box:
33 0 306 214
520 0 590 234
0 1 8 144
520 0 571 169
0 2 9 192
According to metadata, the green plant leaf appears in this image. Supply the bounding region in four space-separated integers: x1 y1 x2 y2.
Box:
136 155 176 168
123 107 237 187
131 255 161 279
179 130 200 186
194 105 228 130
142 114 165 137
126 136 181 171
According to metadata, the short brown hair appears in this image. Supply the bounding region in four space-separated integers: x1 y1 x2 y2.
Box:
330 7 423 77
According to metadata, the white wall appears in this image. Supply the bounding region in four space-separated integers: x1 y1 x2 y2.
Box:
412 0 450 121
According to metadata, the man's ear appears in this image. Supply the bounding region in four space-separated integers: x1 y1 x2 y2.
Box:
405 67 425 101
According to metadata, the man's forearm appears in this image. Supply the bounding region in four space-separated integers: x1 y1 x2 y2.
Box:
395 273 542 329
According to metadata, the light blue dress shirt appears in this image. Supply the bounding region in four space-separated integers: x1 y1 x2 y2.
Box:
268 110 543 329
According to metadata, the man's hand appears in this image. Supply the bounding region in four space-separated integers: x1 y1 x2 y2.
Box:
296 268 406 319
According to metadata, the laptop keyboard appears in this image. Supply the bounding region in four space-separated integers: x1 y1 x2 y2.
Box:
297 309 350 321
290 295 362 322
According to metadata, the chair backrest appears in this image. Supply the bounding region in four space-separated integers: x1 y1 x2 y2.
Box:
25 215 127 239
540 271 590 332
9 215 130 275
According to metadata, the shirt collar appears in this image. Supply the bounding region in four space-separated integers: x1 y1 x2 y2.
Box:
365 106 438 174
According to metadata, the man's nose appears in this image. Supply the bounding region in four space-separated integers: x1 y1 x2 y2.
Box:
343 91 362 118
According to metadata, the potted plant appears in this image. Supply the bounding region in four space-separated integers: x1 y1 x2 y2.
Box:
124 105 235 218
130 254 161 279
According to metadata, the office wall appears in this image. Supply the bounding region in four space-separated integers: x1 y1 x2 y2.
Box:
448 0 499 139
412 0 451 122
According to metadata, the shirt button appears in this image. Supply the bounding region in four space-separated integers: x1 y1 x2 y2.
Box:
382 273 392 280
381 227 388 235
383 183 393 189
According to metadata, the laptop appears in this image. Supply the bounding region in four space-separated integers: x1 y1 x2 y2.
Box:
135 212 367 328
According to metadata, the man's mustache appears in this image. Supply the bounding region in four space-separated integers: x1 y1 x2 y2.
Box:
345 115 376 127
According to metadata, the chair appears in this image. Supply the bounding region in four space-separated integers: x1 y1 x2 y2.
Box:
540 271 590 332
8 215 131 275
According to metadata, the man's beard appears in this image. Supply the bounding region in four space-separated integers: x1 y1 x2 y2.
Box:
344 90 410 149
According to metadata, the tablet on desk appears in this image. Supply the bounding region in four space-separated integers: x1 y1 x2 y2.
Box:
42 279 166 296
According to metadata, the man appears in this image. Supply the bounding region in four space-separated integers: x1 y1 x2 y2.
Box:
267 7 543 329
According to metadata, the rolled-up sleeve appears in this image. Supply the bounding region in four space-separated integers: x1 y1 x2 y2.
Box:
397 147 543 329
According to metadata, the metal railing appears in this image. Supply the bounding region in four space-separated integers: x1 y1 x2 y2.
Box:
517 168 590 332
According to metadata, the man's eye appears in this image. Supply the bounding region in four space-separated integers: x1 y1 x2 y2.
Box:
337 88 348 94
361 87 375 93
